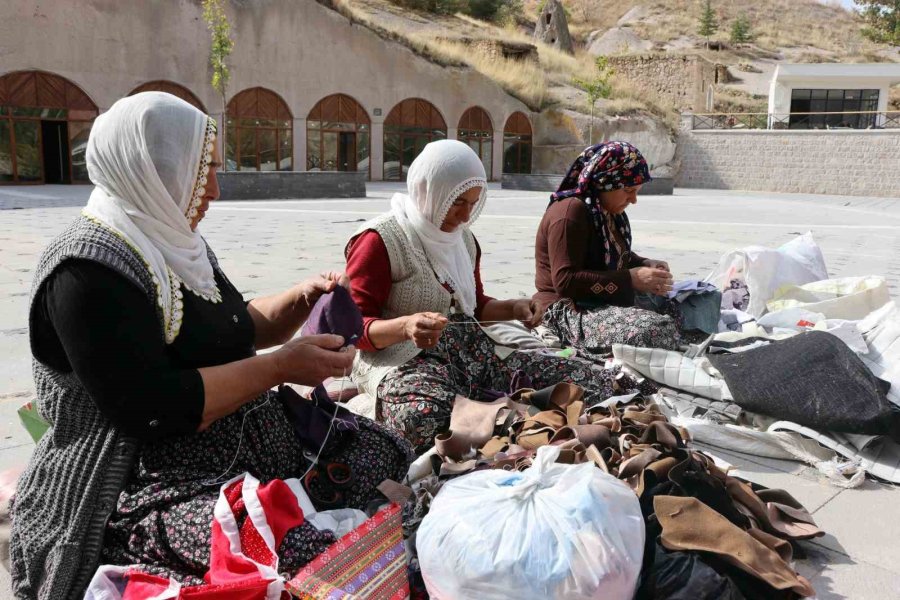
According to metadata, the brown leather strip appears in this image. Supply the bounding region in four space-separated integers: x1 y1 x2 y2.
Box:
656 496 816 597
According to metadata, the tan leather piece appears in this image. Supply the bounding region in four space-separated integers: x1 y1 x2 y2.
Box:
434 431 471 461
656 496 816 597
481 436 511 459
571 423 611 449
377 479 413 504
447 395 512 453
725 478 824 541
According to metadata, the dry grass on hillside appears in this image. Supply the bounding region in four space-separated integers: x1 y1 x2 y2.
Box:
712 86 767 114
525 0 881 60
329 0 544 108
330 0 674 120
407 35 550 108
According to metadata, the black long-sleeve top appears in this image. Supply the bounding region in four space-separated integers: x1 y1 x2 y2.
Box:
30 259 256 440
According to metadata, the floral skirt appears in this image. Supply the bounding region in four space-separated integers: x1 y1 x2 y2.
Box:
542 299 683 357
376 314 647 454
102 389 414 585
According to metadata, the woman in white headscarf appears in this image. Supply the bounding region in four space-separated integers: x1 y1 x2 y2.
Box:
345 140 644 453
11 92 413 599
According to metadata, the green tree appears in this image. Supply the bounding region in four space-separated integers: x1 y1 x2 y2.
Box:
730 14 752 44
858 0 900 46
202 0 234 170
698 0 718 49
572 56 614 144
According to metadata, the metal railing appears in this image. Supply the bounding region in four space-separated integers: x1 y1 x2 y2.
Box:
690 111 900 131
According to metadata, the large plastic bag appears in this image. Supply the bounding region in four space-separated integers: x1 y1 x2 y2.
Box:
416 445 645 600
766 276 890 320
706 233 828 318
858 301 900 407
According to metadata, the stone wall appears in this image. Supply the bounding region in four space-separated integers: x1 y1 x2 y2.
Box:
676 130 900 198
607 54 718 112
217 171 366 200
502 173 673 194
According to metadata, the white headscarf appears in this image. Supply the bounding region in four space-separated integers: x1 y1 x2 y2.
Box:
83 92 218 343
391 139 487 316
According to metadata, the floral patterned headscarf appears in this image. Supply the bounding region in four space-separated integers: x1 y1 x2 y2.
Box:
548 141 651 271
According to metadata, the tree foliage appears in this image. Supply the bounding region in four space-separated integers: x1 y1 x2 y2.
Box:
572 56 615 144
202 0 234 169
698 0 718 49
858 0 900 46
730 13 752 44
202 0 234 98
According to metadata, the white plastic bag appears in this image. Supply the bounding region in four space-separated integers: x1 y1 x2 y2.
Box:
416 446 645 600
706 232 828 318
766 276 890 320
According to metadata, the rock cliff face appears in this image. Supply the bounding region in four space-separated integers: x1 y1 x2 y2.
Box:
533 109 677 176
533 0 574 55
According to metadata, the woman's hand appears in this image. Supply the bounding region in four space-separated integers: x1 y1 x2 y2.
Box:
404 312 449 349
297 271 349 309
273 334 357 386
630 266 674 297
512 299 538 329
642 259 670 272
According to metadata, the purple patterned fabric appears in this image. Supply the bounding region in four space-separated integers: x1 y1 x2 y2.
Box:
300 285 364 406
549 141 651 270
300 284 363 346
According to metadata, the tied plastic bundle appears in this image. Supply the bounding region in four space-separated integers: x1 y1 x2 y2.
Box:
416 446 645 600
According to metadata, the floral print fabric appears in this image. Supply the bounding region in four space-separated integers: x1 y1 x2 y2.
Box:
543 299 681 356
376 314 648 453
102 390 414 585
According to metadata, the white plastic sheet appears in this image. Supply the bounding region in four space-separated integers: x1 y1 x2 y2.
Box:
417 446 644 600
766 276 890 320
706 232 828 318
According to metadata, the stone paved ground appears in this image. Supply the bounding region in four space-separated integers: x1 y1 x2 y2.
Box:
2 182 900 597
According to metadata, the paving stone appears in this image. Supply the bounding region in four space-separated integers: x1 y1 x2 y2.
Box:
2 183 900 597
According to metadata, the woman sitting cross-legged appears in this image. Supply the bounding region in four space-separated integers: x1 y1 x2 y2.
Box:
534 141 686 357
10 92 412 600
345 139 645 454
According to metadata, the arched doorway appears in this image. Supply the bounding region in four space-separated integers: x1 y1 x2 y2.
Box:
226 87 293 171
0 70 99 184
458 106 494 180
503 111 533 175
129 80 206 112
307 94 371 178
383 98 447 181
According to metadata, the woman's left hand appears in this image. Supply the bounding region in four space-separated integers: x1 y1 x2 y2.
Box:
643 259 670 272
512 299 538 329
299 271 349 308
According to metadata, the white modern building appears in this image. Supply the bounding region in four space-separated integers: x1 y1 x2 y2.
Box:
768 63 900 129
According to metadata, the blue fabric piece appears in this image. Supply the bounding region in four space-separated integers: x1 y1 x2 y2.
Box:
680 291 723 335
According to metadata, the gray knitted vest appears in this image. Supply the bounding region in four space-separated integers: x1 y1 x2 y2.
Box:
349 214 477 397
10 216 165 600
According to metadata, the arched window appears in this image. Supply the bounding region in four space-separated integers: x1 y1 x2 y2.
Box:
458 106 494 180
129 80 206 112
307 94 371 177
383 98 447 181
226 87 293 172
503 112 532 175
0 70 98 184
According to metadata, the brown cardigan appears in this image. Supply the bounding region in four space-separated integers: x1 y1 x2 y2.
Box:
533 198 646 315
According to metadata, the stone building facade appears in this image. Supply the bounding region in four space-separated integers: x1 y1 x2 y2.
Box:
0 0 536 184
608 54 719 112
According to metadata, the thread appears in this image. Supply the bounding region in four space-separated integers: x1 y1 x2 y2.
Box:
202 369 347 488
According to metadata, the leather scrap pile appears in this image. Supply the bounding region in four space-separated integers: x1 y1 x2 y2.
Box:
405 381 823 600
